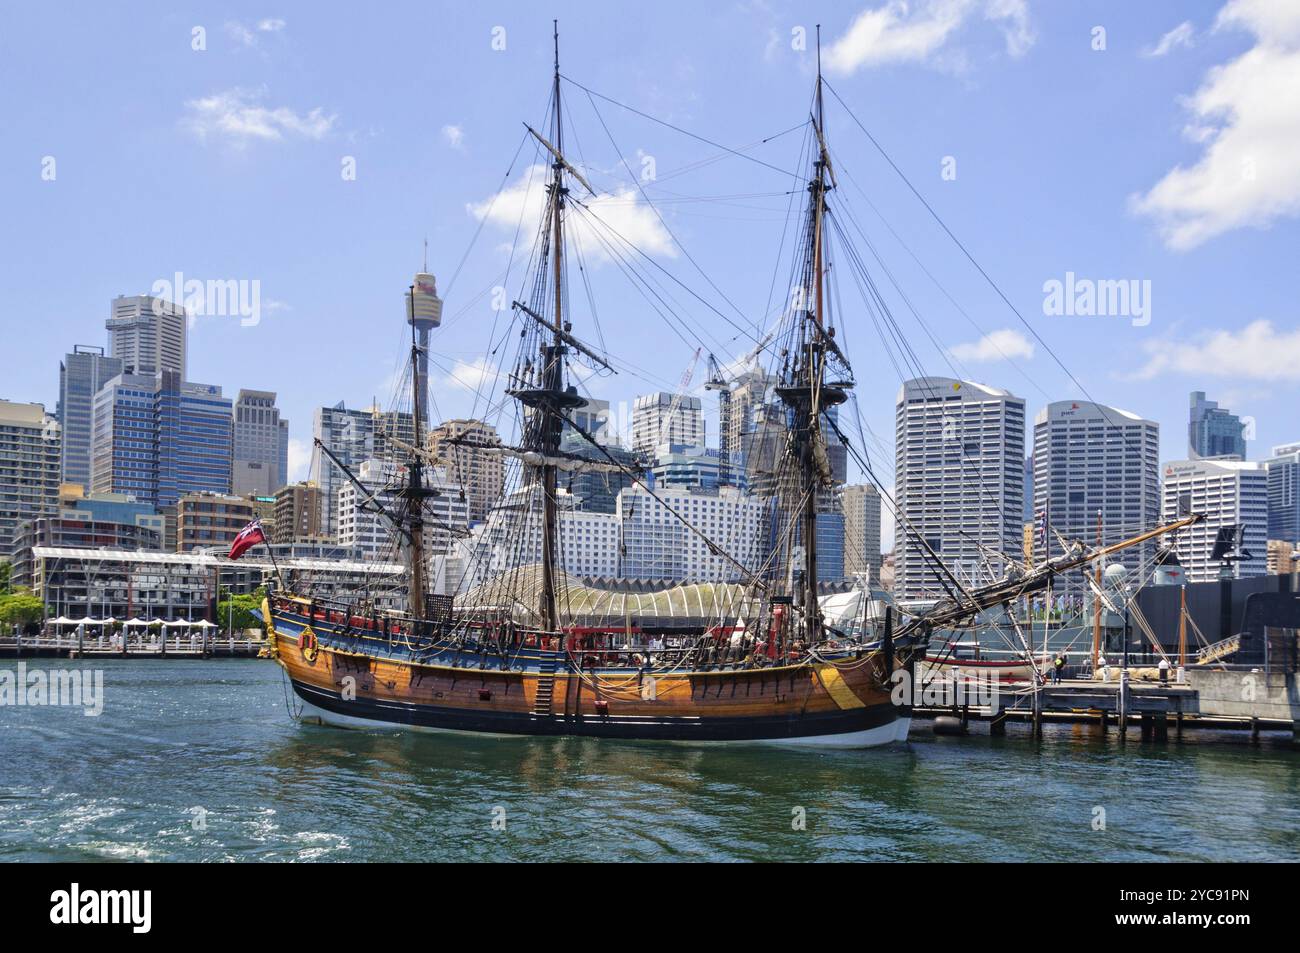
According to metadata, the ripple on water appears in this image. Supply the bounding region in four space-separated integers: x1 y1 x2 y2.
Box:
2 659 1300 861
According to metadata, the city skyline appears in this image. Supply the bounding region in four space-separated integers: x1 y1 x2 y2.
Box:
3 2 1298 513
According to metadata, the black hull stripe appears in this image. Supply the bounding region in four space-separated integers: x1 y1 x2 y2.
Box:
290 679 903 741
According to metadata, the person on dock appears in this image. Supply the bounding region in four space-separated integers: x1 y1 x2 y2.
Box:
1052 652 1066 684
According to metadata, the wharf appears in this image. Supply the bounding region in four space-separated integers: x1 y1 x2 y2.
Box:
913 669 1300 741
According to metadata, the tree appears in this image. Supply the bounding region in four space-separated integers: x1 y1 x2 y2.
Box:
0 591 44 629
217 587 267 634
0 561 11 596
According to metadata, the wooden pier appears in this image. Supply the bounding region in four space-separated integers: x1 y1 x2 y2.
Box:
914 670 1300 741
0 633 265 659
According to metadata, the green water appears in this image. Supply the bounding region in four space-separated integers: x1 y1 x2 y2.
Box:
1 659 1297 861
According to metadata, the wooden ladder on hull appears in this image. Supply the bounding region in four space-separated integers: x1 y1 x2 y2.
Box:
532 657 560 717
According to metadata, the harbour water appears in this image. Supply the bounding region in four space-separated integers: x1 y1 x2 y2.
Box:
2 659 1298 862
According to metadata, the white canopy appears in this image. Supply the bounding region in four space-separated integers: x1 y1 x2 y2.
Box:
48 616 78 626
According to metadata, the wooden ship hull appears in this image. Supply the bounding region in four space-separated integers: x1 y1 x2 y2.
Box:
265 596 917 747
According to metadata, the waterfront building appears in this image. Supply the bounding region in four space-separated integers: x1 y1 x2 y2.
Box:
894 377 1025 602
0 400 61 557
55 484 165 537
1188 390 1246 460
1161 459 1268 582
232 389 289 496
841 483 883 585
106 293 187 378
273 481 326 545
57 345 123 488
1031 400 1160 579
308 402 415 537
89 371 233 508
617 484 766 582
28 546 406 620
426 418 506 524
632 392 704 455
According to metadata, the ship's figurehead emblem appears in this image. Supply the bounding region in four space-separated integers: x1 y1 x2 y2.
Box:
298 627 320 665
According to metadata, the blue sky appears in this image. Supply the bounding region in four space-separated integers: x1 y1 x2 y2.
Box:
3 0 1298 509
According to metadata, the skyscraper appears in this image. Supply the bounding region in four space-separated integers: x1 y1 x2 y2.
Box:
1188 390 1246 460
106 294 187 378
89 371 233 507
232 389 289 496
894 377 1025 602
309 403 415 537
57 345 123 488
1161 459 1268 582
631 392 705 454
0 400 61 556
721 367 784 494
1032 401 1160 579
841 483 883 585
1263 442 1300 542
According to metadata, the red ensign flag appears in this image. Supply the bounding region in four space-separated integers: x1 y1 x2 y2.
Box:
228 519 266 560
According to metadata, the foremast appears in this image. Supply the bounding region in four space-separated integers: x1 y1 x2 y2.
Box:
403 284 430 619
775 26 850 643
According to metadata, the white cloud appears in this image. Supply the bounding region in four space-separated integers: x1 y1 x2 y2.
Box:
1131 319 1300 381
824 0 1033 75
1143 21 1195 58
287 438 311 481
1132 1 1300 249
182 88 336 147
225 18 286 48
444 356 500 393
442 124 465 150
948 328 1034 362
467 163 676 261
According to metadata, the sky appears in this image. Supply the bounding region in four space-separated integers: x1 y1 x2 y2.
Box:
3 0 1299 545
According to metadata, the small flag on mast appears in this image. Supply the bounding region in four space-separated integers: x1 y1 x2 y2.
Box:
228 519 266 561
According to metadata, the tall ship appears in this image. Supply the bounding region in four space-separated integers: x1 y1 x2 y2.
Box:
261 26 1193 746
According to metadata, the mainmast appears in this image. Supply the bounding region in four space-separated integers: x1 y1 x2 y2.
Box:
776 25 849 643
508 21 587 632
